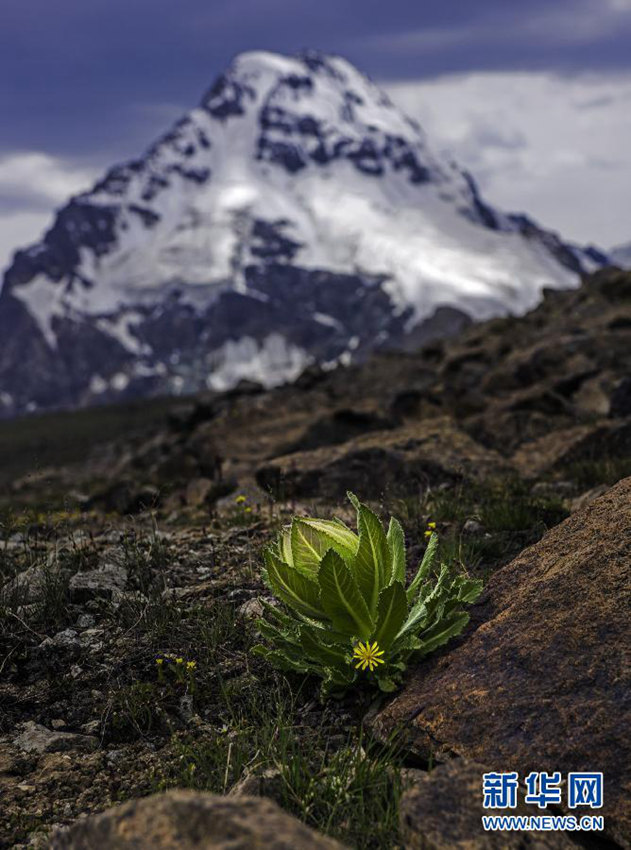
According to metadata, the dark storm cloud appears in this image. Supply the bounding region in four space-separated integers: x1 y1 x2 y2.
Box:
2 0 631 158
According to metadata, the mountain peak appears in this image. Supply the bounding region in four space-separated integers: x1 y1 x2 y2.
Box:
0 50 607 418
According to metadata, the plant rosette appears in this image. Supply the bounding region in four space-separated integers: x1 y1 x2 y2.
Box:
252 492 482 698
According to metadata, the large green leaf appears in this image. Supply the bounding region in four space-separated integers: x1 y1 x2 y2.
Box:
298 517 359 560
418 611 470 655
264 549 324 620
251 645 321 675
372 582 408 650
406 532 438 603
456 577 484 604
318 549 374 640
300 628 350 669
394 562 447 642
394 600 427 644
259 600 302 633
386 517 406 585
352 499 391 613
256 617 301 649
290 518 333 573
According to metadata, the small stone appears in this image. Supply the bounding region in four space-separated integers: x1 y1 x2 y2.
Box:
230 766 284 802
50 719 66 730
237 597 265 620
78 628 105 653
461 518 484 535
75 613 95 629
38 629 81 657
69 562 127 602
14 722 98 754
2 564 47 604
178 695 195 724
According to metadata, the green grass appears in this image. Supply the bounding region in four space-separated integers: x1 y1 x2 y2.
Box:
425 478 567 532
156 677 404 850
389 476 569 578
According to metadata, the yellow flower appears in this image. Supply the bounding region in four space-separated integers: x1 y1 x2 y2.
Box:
235 495 247 504
155 658 164 665
352 641 385 672
186 661 197 670
428 521 436 529
175 657 184 665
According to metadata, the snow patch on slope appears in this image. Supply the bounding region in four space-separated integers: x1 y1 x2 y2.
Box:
206 334 312 391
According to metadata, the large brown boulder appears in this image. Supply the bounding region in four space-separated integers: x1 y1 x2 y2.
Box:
50 790 347 849
374 477 631 847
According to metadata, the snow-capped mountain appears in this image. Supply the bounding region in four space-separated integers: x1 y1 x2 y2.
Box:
0 50 607 417
610 243 631 269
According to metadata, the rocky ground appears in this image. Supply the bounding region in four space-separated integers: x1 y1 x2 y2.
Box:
1 266 630 848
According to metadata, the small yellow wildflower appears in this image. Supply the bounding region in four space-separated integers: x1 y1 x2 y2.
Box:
235 495 247 504
244 506 252 513
424 521 437 539
353 641 385 672
175 657 184 665
155 658 164 666
186 661 197 670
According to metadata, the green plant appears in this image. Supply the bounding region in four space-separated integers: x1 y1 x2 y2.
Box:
253 492 482 697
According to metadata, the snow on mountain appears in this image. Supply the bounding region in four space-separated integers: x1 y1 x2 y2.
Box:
0 50 607 417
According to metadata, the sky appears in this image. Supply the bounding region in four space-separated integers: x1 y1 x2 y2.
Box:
1 0 630 272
